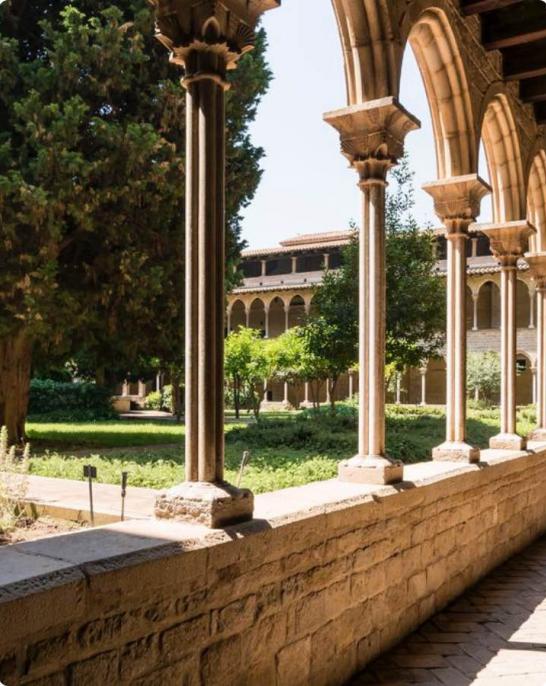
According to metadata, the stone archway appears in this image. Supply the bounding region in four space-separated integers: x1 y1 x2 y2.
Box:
288 295 306 328
248 298 266 335
229 299 247 332
477 281 501 330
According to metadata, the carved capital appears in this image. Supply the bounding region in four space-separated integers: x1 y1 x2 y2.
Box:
422 175 491 232
151 0 279 77
323 97 420 182
525 251 546 288
476 221 536 263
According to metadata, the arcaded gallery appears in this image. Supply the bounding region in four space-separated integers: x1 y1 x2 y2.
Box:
2 1 546 684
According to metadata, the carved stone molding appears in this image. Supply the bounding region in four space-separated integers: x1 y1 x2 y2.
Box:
323 97 420 180
477 221 536 261
422 175 491 229
525 251 546 289
151 0 279 74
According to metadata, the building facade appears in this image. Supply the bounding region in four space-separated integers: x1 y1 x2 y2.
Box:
227 229 538 408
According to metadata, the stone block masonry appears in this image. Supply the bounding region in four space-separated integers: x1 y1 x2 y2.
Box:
2 448 546 685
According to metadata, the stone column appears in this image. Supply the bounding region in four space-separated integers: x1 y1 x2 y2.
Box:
291 256 298 274
532 366 537 405
471 237 478 258
479 221 535 451
245 306 250 328
524 252 546 441
529 289 536 329
261 260 267 277
226 307 232 335
323 253 330 270
138 380 146 398
325 97 419 484
284 305 290 331
395 373 402 405
419 365 427 407
151 0 278 527
472 293 479 331
304 381 310 405
283 382 289 406
423 176 491 462
122 380 130 397
264 304 270 338
348 373 354 400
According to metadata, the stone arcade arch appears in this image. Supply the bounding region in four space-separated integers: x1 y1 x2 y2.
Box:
150 0 546 526
248 298 266 335
477 280 501 330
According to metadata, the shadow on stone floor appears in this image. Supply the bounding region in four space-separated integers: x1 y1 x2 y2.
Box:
348 537 546 686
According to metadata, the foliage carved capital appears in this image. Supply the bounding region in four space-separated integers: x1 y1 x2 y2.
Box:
151 0 279 77
524 251 546 288
422 175 491 231
477 221 536 262
323 97 420 182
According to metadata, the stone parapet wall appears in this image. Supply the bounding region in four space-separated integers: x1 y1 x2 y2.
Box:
2 450 546 685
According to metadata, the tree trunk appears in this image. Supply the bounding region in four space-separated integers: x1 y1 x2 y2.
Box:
329 377 338 413
0 331 32 445
171 373 182 420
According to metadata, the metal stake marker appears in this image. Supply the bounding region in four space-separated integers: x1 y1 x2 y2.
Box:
237 451 251 488
83 465 97 526
121 471 128 521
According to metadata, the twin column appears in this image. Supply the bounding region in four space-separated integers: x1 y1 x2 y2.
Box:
325 98 419 484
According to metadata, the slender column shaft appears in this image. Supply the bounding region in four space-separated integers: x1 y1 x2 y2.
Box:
538 287 546 428
184 75 225 483
445 232 469 443
472 294 479 331
532 367 537 406
283 382 289 404
499 263 517 435
226 309 232 334
529 291 536 329
420 368 427 406
395 374 401 405
264 306 270 338
304 382 309 404
245 308 250 327
348 373 354 400
284 308 289 332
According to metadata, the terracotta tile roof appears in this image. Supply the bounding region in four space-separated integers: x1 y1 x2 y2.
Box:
241 230 354 258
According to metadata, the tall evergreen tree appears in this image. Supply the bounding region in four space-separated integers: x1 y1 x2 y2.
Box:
0 1 272 442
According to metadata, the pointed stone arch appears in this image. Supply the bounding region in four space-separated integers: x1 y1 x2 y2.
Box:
527 149 546 252
406 6 477 178
480 88 526 223
331 0 402 104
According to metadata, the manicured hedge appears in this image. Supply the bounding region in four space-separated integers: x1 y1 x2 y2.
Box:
28 379 116 421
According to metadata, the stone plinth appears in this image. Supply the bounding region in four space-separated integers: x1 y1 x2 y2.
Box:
489 433 527 451
432 441 480 463
155 481 253 528
338 455 403 485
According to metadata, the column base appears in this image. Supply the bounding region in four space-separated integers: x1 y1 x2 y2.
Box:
155 481 253 528
432 441 480 463
489 433 526 451
338 455 403 485
528 428 546 442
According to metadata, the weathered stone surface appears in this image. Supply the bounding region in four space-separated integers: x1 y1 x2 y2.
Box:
155 481 253 528
1 450 546 684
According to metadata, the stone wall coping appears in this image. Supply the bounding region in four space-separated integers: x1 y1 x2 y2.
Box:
1 447 544 608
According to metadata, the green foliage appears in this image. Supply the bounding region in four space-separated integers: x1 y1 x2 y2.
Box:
144 391 163 411
311 156 445 374
0 1 272 432
467 352 501 403
26 406 536 494
225 327 273 418
28 379 116 421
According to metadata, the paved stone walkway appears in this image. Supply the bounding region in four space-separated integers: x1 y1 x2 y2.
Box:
351 537 546 685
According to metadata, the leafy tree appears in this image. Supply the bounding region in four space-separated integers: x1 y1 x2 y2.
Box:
269 327 331 410
224 327 273 419
467 352 501 404
311 156 445 387
0 1 271 442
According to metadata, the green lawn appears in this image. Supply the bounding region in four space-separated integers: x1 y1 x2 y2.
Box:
27 405 537 495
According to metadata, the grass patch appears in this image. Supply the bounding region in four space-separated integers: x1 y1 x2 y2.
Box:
27 405 537 495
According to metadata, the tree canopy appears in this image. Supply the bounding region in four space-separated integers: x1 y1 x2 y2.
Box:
0 0 272 441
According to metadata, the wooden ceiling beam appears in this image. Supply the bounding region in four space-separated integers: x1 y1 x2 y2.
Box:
520 76 546 103
461 0 523 16
503 38 546 80
482 2 546 50
534 102 546 125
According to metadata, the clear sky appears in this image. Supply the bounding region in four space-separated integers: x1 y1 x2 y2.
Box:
240 0 492 249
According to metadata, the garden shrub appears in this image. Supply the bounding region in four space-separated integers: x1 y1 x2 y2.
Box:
28 379 116 421
144 391 163 411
